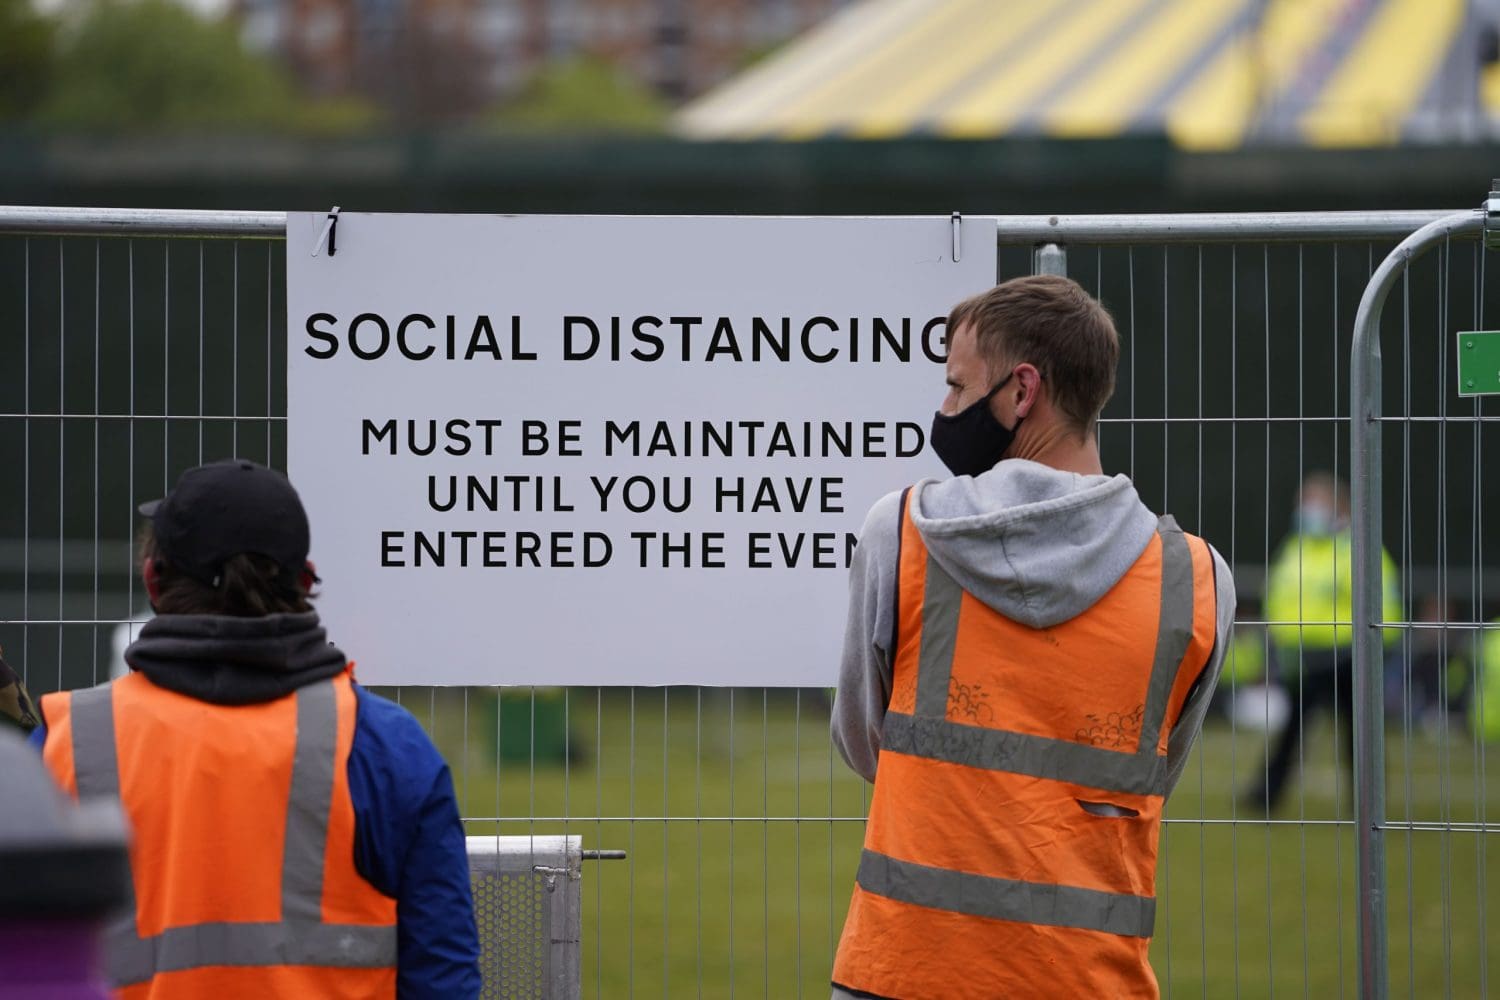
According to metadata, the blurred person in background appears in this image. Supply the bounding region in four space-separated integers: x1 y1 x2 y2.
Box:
30 459 480 998
829 276 1234 1000
1245 472 1399 812
0 646 40 733
1387 594 1472 735
1471 617 1500 743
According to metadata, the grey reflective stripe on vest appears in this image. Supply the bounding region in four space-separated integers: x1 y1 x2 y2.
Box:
856 849 1157 938
880 711 1169 795
71 683 120 798
1136 520 1196 753
282 679 337 922
70 683 146 956
888 516 1197 796
68 679 394 985
913 558 963 718
108 921 397 984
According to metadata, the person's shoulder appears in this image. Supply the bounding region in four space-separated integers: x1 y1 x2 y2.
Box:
1181 529 1227 567
859 486 910 537
351 684 446 781
852 487 912 572
1205 542 1236 598
1184 539 1237 640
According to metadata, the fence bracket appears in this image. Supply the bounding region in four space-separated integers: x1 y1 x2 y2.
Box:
1032 242 1067 276
312 206 341 258
1485 180 1500 251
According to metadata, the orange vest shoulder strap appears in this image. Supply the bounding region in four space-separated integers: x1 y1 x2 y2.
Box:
1160 525 1221 738
887 486 930 718
38 689 76 797
41 681 121 801
1136 515 1199 754
891 486 919 651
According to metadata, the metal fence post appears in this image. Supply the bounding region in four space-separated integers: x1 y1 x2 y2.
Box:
1348 206 1483 1000
1032 242 1067 275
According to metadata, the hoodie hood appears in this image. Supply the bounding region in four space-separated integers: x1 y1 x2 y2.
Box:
909 459 1159 629
125 612 348 705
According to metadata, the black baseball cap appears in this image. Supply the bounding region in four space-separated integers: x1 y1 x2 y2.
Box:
138 460 311 589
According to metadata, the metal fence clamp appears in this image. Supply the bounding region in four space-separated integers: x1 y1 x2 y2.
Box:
1485 179 1500 251
1032 242 1068 276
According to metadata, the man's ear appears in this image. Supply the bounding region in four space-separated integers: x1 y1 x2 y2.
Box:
1013 363 1044 420
300 559 320 594
142 556 162 605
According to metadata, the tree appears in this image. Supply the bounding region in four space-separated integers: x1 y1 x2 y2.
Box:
0 0 56 119
37 0 372 131
491 57 669 134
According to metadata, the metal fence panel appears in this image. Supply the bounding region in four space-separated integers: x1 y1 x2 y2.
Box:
1351 209 1498 1000
3 208 1498 999
468 835 582 999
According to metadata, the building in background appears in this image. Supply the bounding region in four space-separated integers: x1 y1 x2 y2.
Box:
235 0 848 118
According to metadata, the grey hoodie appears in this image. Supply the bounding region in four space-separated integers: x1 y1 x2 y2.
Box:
831 458 1235 795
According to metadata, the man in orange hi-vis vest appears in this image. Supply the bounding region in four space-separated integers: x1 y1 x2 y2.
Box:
830 276 1235 1000
33 459 480 998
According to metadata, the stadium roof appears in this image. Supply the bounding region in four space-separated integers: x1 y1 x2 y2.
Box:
674 0 1492 148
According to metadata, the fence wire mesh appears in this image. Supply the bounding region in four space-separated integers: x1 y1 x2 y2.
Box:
2 213 1498 998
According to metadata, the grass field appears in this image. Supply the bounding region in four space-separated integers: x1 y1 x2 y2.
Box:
390 686 1500 998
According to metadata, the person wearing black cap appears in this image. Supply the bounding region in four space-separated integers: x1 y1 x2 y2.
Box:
30 459 480 998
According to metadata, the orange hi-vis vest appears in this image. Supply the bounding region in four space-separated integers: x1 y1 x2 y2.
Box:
832 495 1218 1000
41 668 397 999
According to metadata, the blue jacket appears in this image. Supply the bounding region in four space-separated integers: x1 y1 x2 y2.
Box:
33 682 481 997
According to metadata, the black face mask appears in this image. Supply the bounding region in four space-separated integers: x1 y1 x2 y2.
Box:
930 372 1020 478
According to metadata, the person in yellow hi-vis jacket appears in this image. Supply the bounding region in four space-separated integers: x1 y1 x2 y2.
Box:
1245 473 1400 812
1471 619 1500 743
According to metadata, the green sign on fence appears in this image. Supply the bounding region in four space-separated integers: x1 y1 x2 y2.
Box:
1457 331 1500 396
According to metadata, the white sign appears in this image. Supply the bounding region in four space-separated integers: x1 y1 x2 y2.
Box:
286 213 997 686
